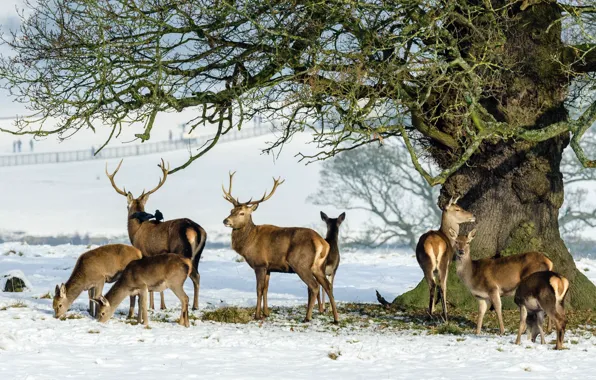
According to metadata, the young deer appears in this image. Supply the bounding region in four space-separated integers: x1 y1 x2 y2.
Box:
318 211 345 312
222 172 338 323
450 228 553 335
416 197 475 321
93 254 192 327
514 271 569 350
106 158 207 311
53 244 142 318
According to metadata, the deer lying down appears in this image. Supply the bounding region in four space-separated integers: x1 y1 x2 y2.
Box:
450 228 553 335
514 271 569 350
93 254 192 327
53 244 142 318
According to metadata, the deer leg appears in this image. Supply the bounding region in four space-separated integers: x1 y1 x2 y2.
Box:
554 311 565 350
139 287 149 326
489 292 505 335
128 296 136 319
515 305 528 345
88 288 95 317
170 284 190 328
439 269 448 323
263 272 270 317
149 292 155 310
293 266 320 323
254 268 266 320
313 269 339 323
189 270 200 311
546 315 552 334
476 298 489 335
426 276 436 317
159 291 166 310
317 285 323 313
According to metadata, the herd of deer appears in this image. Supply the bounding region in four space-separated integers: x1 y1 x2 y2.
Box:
51 159 569 350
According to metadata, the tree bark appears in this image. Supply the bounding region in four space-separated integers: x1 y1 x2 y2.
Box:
394 134 596 310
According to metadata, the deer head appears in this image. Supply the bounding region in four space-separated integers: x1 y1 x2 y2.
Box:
320 211 346 233
91 295 112 322
443 196 476 225
52 283 68 318
222 171 285 229
105 158 169 214
449 228 477 259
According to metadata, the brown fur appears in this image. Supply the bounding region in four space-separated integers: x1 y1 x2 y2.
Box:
222 173 339 323
106 159 207 311
451 229 553 335
317 211 345 313
93 254 191 327
515 271 569 350
416 197 475 322
53 244 142 318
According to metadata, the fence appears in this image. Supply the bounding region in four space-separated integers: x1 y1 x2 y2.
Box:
0 125 272 167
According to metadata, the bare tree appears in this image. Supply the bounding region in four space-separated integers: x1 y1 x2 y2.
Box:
309 140 439 249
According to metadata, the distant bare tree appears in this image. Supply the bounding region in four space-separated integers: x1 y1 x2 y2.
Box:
309 141 439 250
560 130 596 241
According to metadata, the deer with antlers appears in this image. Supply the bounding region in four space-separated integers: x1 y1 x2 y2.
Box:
106 159 207 311
222 172 339 323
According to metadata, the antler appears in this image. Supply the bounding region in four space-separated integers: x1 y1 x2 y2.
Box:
140 158 169 198
246 177 285 207
222 171 240 206
105 159 128 196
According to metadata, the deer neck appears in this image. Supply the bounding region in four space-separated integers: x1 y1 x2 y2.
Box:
127 210 143 244
64 275 87 308
455 250 474 283
439 213 460 241
231 218 256 255
325 227 340 253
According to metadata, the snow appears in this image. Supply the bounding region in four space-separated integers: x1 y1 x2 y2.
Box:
1 243 596 379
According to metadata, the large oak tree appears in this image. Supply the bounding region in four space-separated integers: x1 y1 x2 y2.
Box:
3 0 596 308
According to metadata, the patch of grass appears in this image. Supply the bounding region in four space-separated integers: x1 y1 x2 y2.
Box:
3 277 27 292
0 301 28 310
201 307 254 324
60 313 83 320
34 292 52 300
328 351 341 360
456 337 466 342
88 329 100 334
584 268 590 272
434 323 464 335
235 255 245 263
571 340 579 345
496 347 504 352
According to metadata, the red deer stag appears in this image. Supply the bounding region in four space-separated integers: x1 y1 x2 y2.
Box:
450 228 553 335
318 211 345 313
222 172 339 323
106 159 207 310
514 271 569 350
416 197 475 322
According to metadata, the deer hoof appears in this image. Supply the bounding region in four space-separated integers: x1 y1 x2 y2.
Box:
302 318 311 323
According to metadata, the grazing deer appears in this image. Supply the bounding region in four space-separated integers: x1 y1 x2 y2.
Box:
416 197 475 322
222 172 339 323
106 158 207 311
93 254 192 327
53 244 142 318
318 211 345 312
450 228 553 335
514 271 569 350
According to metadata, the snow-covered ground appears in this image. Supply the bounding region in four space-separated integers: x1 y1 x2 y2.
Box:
1 243 596 379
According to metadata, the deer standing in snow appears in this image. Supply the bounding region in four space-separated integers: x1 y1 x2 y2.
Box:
318 211 345 313
106 159 207 311
416 197 475 321
514 271 569 350
222 172 338 323
93 253 191 327
53 244 142 318
450 228 553 335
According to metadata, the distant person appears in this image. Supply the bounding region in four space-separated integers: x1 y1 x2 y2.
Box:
29 139 33 152
16 139 22 152
169 130 173 141
91 146 95 157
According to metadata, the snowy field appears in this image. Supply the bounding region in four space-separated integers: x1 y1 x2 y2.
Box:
2 243 596 379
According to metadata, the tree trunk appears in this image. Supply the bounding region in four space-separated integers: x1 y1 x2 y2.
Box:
394 135 596 310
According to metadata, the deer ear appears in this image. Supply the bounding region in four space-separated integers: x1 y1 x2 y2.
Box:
126 192 134 205
250 203 259 212
94 295 110 307
55 284 61 297
337 212 346 224
320 211 328 222
139 194 149 206
468 228 477 241
59 283 67 298
448 228 458 240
